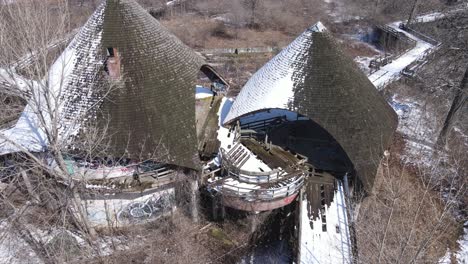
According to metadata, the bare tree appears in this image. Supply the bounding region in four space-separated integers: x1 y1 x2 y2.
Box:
355 148 465 264
436 65 468 148
243 0 261 28
0 1 114 262
406 0 420 25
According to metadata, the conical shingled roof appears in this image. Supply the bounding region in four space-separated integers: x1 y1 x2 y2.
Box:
46 0 205 169
98 0 205 169
224 22 398 192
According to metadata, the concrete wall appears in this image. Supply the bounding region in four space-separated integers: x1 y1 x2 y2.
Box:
82 187 175 228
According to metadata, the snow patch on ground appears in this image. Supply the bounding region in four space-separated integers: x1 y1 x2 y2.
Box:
0 0 15 5
323 0 362 23
388 94 441 167
455 222 468 263
354 56 374 75
0 221 41 264
195 85 214 99
439 250 451 264
439 222 468 264
390 95 438 143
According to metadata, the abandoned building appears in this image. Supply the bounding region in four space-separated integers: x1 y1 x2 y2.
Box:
196 22 398 263
0 0 227 227
0 1 398 262
206 22 398 214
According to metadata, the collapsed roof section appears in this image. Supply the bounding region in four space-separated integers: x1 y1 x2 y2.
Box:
224 22 398 192
0 0 205 170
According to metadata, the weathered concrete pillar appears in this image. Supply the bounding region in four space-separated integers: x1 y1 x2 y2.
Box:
212 194 226 221
220 201 226 220
250 214 258 234
212 195 218 221
190 179 199 223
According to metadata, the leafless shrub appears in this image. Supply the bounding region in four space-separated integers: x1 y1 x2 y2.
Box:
355 137 465 264
211 22 235 39
348 0 445 23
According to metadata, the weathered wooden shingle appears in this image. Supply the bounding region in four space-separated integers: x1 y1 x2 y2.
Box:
224 22 398 192
49 0 205 170
97 0 205 169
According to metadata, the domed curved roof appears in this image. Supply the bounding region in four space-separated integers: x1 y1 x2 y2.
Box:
224 22 397 191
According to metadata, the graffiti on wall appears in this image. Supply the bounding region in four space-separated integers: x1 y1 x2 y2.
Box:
116 191 174 224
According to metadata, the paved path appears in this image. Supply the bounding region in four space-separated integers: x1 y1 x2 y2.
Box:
368 23 435 89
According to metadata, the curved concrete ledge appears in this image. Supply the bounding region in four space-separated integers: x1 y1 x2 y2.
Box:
222 192 298 212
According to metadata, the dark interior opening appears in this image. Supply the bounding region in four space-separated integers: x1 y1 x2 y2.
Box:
237 110 354 176
106 47 115 57
268 119 353 174
198 64 229 92
104 47 121 79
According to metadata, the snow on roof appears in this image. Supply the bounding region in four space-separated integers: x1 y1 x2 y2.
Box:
237 144 272 172
223 22 324 124
300 181 352 263
0 105 47 155
0 2 106 156
311 21 327 32
223 21 398 192
0 68 39 97
1 0 208 171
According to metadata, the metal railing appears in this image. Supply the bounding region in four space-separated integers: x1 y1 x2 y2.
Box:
220 174 304 201
220 148 286 183
401 42 443 77
378 25 417 47
240 115 287 131
402 26 439 46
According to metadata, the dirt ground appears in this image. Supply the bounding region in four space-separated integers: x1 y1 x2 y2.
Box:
89 212 253 264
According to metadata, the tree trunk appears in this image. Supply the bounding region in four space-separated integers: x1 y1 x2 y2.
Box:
407 0 420 25
20 169 40 203
436 65 468 149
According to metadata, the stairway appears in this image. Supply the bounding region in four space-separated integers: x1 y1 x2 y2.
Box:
226 142 250 168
